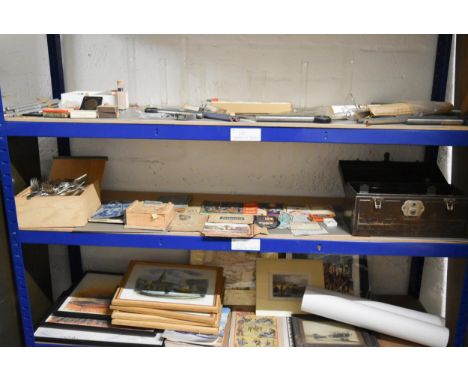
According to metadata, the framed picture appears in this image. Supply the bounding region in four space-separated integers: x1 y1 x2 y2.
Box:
112 261 223 313
42 314 155 337
228 311 291 347
291 315 379 347
256 259 324 316
190 250 279 306
34 325 164 347
56 272 123 319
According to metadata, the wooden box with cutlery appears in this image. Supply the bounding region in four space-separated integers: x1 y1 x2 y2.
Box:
15 157 107 229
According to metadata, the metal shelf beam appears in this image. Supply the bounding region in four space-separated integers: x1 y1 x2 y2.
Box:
18 230 468 258
4 120 468 146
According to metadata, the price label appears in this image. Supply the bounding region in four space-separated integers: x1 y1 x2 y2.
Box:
230 128 262 141
231 238 261 251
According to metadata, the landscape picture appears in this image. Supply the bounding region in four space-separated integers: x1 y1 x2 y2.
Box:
58 297 112 315
119 263 218 307
134 269 209 299
301 320 362 346
271 273 309 299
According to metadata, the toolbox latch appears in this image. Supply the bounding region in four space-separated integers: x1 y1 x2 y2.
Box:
401 200 425 217
444 198 455 212
373 198 383 210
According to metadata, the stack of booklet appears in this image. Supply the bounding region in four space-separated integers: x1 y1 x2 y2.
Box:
110 261 225 335
162 307 231 347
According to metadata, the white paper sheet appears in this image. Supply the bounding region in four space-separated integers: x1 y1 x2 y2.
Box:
301 286 449 347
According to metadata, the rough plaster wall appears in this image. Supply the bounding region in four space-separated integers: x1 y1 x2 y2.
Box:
0 35 58 177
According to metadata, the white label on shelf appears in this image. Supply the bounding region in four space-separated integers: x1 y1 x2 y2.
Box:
231 238 261 251
230 128 262 141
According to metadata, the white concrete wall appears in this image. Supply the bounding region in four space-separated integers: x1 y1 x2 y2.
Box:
1 35 446 313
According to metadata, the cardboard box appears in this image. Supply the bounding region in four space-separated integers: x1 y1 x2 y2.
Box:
15 157 106 229
125 201 176 230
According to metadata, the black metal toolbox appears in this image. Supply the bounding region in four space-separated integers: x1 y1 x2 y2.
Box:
339 155 468 237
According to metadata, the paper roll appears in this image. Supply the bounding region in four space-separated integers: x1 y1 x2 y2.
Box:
306 286 445 327
301 286 449 347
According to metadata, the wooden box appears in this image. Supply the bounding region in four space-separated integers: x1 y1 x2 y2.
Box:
339 157 468 237
15 157 106 229
125 201 176 230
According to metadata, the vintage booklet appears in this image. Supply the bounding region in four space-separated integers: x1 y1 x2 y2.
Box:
89 201 132 224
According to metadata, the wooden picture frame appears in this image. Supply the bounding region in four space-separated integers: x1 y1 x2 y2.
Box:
112 261 224 313
291 315 379 347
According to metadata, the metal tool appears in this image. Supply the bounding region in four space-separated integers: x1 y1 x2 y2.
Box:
144 107 202 120
3 99 59 117
202 112 240 122
249 115 331 123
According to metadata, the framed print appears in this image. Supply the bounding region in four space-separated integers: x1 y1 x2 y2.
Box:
42 314 155 337
56 272 123 319
112 261 223 313
190 250 279 306
34 325 163 347
228 311 290 347
256 259 324 316
291 315 379 347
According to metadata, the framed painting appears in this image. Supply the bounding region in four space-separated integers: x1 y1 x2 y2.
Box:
112 261 223 313
256 259 324 316
291 314 379 347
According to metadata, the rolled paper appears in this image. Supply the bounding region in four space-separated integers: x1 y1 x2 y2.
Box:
307 286 445 327
301 286 449 347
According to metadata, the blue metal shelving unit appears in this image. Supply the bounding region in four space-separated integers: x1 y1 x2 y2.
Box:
2 89 468 346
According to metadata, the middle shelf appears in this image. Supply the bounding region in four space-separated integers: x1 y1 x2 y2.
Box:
17 191 468 257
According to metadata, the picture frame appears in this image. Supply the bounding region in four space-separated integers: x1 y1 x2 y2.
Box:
228 311 291 347
291 314 379 347
256 259 324 316
34 326 163 347
190 250 279 306
55 272 123 319
112 261 223 313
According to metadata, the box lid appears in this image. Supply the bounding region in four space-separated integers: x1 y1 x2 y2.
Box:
49 156 107 188
338 155 459 195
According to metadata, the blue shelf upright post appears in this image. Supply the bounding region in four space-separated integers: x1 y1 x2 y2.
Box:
0 90 35 346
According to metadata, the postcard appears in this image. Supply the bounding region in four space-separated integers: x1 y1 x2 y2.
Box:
228 312 290 347
256 259 324 316
201 222 252 238
113 261 223 313
255 215 279 229
291 315 378 347
208 214 254 225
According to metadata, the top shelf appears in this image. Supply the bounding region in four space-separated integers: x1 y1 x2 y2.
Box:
3 117 468 146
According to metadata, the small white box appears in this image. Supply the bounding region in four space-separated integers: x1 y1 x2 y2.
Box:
60 91 116 108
